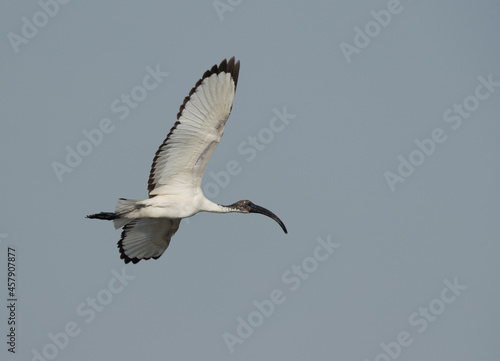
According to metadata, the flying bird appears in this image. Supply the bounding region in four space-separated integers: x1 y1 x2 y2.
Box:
87 57 287 264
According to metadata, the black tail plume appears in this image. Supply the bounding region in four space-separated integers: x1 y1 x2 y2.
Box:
86 212 117 220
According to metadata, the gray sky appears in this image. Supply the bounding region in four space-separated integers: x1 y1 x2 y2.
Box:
1 0 499 360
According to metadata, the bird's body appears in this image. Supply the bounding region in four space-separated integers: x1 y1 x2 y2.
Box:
117 193 226 221
87 57 287 264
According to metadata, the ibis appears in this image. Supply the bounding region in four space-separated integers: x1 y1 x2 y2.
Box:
87 57 287 264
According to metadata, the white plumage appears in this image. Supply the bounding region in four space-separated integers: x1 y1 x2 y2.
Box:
87 57 287 264
149 70 236 196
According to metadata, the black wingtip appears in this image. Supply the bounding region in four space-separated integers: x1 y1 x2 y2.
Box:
175 57 240 121
227 56 240 89
117 223 163 264
117 225 139 264
177 57 239 120
117 243 159 264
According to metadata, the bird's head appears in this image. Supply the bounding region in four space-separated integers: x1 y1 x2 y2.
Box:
229 200 288 234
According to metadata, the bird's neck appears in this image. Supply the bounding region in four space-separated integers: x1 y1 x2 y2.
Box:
200 197 234 213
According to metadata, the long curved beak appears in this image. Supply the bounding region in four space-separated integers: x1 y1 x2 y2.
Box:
248 203 288 234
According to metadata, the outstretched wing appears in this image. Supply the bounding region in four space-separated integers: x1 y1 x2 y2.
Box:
117 218 181 264
148 57 240 197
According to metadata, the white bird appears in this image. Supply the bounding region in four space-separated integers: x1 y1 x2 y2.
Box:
87 57 287 264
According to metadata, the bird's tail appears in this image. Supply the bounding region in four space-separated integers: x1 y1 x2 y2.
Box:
87 198 139 229
86 212 117 220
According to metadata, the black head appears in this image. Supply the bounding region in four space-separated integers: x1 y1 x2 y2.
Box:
230 200 288 234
